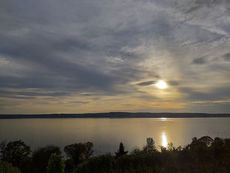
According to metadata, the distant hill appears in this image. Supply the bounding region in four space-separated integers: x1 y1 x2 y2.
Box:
0 112 230 119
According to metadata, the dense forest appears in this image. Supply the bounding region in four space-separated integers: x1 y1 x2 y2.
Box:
0 136 230 173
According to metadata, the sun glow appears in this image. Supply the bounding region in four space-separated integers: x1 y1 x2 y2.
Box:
156 80 167 89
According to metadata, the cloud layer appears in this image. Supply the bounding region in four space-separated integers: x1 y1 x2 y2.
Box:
0 0 230 113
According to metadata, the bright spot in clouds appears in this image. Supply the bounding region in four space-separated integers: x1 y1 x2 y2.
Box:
156 80 168 89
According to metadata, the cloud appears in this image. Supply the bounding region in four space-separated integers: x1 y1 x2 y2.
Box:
192 99 230 104
179 87 230 102
137 81 156 86
192 57 207 65
0 0 229 113
223 53 230 61
168 81 180 86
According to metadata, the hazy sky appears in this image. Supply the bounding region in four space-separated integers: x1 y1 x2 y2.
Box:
0 0 230 114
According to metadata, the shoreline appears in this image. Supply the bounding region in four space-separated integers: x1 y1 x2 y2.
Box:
0 112 230 119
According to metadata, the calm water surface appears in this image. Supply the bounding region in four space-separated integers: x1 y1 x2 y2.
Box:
0 118 230 154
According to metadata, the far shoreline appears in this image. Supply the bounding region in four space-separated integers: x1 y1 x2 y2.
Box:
0 112 230 119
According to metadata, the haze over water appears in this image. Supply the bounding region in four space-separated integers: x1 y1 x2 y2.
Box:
1 117 230 155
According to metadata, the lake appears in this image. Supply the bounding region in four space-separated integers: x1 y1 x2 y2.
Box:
0 118 230 155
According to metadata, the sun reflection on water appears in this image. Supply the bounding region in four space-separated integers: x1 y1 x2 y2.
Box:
160 117 167 121
161 132 168 147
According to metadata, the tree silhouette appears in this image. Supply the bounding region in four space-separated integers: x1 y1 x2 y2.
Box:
64 142 93 167
0 140 31 171
1 136 230 173
84 142 94 160
73 154 114 173
198 136 214 147
0 141 6 160
32 145 61 173
143 138 156 153
0 162 21 173
47 153 65 173
115 142 128 157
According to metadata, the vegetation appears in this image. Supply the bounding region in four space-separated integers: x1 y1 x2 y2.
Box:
0 140 30 173
0 136 230 173
115 143 128 158
47 153 65 173
0 162 21 173
64 142 93 172
32 146 61 173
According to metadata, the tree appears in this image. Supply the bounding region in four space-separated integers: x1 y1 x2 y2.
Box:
143 138 156 153
115 142 128 157
74 154 114 173
198 136 214 147
64 142 93 166
32 145 61 173
84 142 94 160
47 153 65 173
1 140 31 170
0 141 6 160
168 142 176 152
0 162 21 173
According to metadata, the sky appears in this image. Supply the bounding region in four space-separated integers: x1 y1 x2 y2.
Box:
0 0 230 114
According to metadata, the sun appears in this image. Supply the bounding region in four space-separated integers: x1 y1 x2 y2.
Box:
156 80 167 89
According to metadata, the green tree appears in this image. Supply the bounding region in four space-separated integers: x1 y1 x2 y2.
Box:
73 154 115 173
64 142 93 166
47 153 65 173
0 141 6 160
0 140 31 171
32 145 61 173
0 162 21 173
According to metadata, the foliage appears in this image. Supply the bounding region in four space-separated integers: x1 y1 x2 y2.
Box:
143 138 157 153
0 142 6 161
47 153 65 173
74 136 230 173
32 145 61 173
74 154 115 173
0 162 21 173
115 143 128 158
0 140 30 172
1 136 230 173
64 142 93 167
